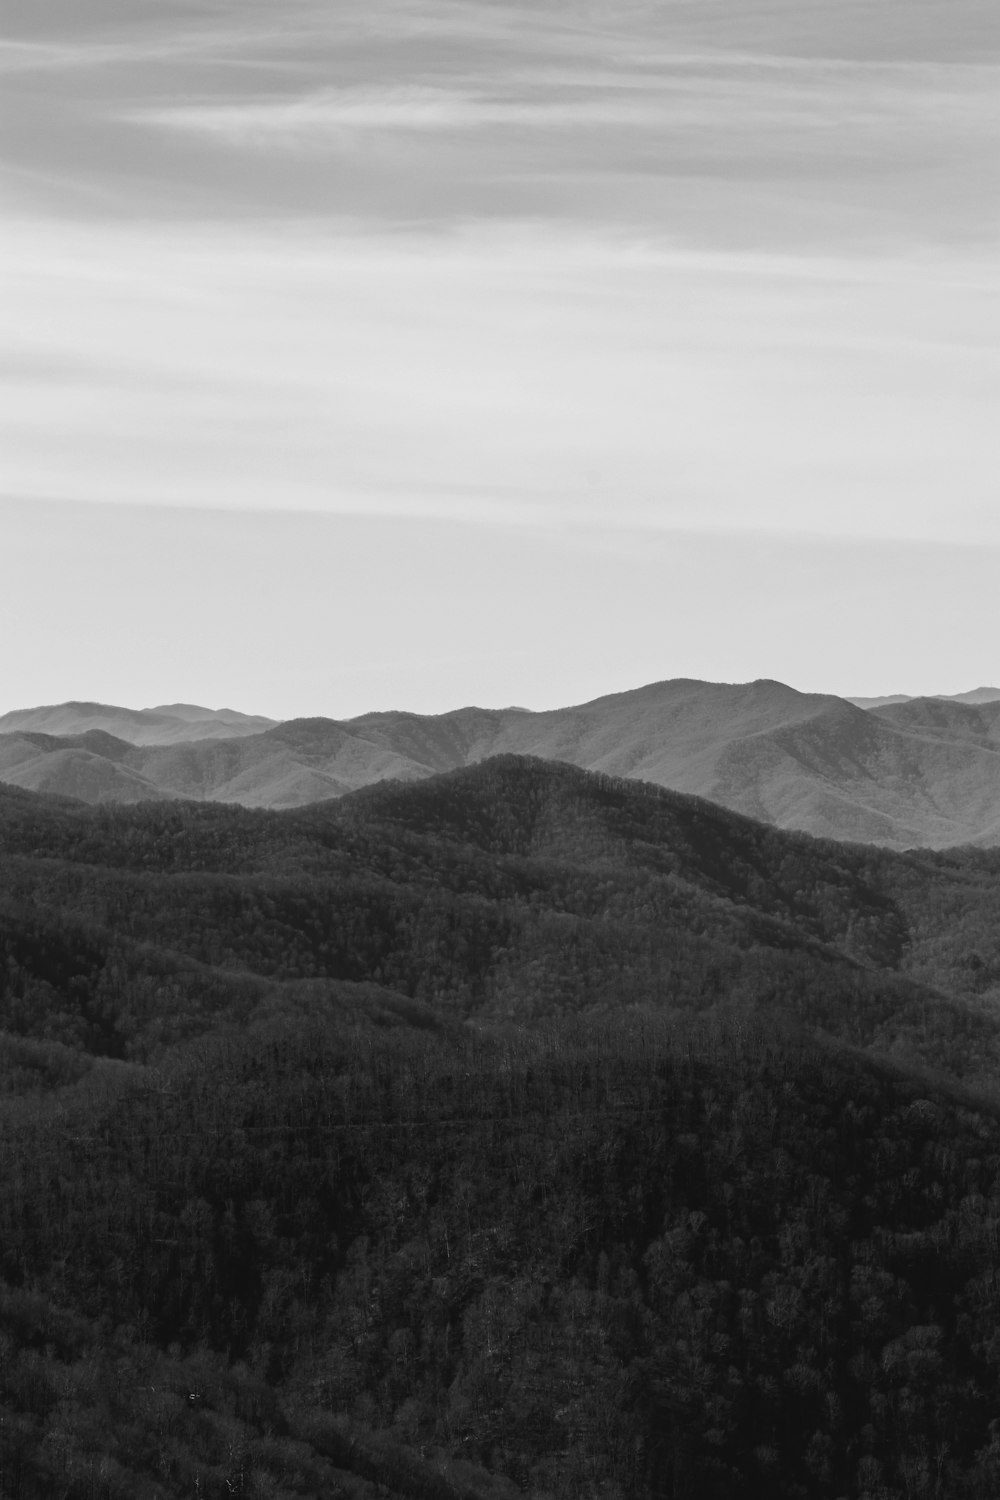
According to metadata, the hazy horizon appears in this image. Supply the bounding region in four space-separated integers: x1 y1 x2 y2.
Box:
2 653 999 725
3 0 998 714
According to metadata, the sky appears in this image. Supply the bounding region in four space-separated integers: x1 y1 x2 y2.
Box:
2 0 999 718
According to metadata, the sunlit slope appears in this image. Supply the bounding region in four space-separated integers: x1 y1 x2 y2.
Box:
0 731 169 804
703 697 1000 847
153 719 433 807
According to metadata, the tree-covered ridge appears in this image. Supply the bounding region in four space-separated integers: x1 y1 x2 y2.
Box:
2 756 1000 1085
7 1017 1000 1497
5 758 1000 1495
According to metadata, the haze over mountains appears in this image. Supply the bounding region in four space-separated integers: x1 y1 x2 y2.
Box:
4 680 1000 849
0 702 277 744
846 687 1000 709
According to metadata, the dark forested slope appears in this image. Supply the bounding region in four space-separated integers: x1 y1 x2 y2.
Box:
5 760 1000 1497
2 756 1000 1081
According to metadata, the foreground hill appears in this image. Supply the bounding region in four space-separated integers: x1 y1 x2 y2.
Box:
6 762 1000 1496
2 754 1000 1084
8 679 1000 846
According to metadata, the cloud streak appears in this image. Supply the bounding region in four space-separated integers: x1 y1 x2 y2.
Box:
2 0 997 247
125 59 1000 228
2 216 997 547
3 0 1000 710
131 59 1000 142
135 87 682 138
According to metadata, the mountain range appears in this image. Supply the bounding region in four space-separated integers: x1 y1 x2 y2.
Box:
3 679 1000 848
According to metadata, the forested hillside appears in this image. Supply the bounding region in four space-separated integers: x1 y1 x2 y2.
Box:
9 679 1000 846
5 759 1000 1497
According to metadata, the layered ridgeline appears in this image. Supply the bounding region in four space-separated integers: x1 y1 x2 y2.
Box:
7 759 1000 1496
5 753 1000 1078
0 700 277 743
5 680 1000 846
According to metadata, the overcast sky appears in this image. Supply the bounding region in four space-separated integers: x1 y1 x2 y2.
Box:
2 0 999 716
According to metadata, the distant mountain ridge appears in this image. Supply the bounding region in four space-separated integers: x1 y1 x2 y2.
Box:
846 686 1000 709
0 701 277 744
4 680 1000 848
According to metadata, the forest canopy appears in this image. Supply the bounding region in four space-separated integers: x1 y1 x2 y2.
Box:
4 757 1000 1498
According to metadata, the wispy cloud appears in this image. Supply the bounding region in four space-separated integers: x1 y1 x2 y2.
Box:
3 0 1000 712
3 0 998 243
0 25 285 74
2 215 997 546
134 86 680 140
128 58 1000 152
3 0 999 542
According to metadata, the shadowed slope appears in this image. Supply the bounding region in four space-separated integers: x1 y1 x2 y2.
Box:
4 754 1000 1087
8 759 1000 1498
